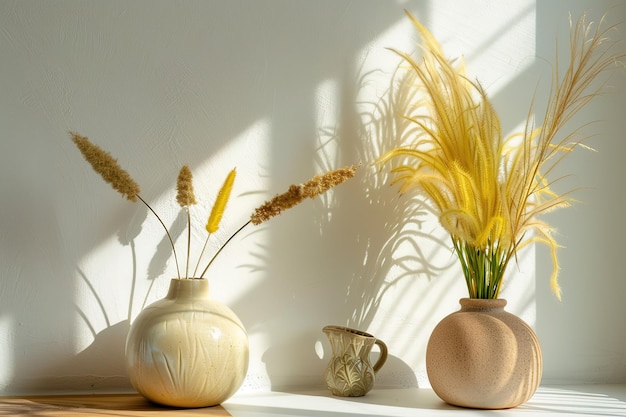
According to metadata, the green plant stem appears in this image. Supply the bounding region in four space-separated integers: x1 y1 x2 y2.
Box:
136 194 181 279
199 220 251 279
453 238 513 299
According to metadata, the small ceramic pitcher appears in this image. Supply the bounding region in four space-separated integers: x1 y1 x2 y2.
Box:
322 325 388 397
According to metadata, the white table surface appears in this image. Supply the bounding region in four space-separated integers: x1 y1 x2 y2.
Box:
223 385 626 417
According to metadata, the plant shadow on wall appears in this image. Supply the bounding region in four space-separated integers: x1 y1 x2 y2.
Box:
1 1 419 394
50 206 188 389
253 65 458 390
345 67 455 328
332 65 460 387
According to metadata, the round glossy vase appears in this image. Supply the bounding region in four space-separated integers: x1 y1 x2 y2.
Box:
125 278 249 408
426 298 542 409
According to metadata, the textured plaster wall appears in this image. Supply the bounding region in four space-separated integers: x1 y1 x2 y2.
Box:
0 0 624 395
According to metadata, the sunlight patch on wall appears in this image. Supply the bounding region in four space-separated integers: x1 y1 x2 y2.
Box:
314 78 340 172
427 0 537 96
0 317 12 391
193 118 272 306
313 78 341 220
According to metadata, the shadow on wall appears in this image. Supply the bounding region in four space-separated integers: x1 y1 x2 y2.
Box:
259 1 546 389
2 0 547 394
237 52 458 389
1 0 427 394
231 0 548 391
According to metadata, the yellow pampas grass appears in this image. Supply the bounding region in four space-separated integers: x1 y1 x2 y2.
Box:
380 11 623 299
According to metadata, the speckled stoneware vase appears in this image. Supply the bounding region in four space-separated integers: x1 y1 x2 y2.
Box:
125 278 249 408
323 325 388 397
426 298 542 409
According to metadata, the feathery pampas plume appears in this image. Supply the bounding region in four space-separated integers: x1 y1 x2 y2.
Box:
380 11 624 299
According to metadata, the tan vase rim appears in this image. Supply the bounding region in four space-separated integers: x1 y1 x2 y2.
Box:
459 297 507 308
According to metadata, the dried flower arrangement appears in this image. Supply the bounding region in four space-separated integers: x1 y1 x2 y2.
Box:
380 11 623 299
71 132 359 279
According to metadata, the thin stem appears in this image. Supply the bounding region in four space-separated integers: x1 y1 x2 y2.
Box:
136 194 181 279
185 208 191 279
192 235 211 277
128 240 137 320
199 220 251 279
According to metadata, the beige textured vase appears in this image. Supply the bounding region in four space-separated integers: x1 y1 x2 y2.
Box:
426 298 542 409
322 325 388 397
125 278 249 408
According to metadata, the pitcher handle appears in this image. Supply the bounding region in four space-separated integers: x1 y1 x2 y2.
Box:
372 339 388 373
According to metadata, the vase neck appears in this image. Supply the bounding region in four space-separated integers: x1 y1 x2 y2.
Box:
166 278 209 300
459 298 507 312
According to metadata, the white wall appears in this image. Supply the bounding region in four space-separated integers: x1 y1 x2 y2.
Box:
534 0 626 384
0 0 624 395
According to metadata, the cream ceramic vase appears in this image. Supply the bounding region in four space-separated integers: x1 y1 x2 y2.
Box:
125 278 249 408
322 325 388 397
426 298 542 409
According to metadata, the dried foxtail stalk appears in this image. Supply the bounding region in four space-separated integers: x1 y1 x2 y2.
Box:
70 132 141 201
176 165 197 207
206 168 236 234
176 165 197 278
194 168 236 277
250 164 360 225
70 132 182 279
